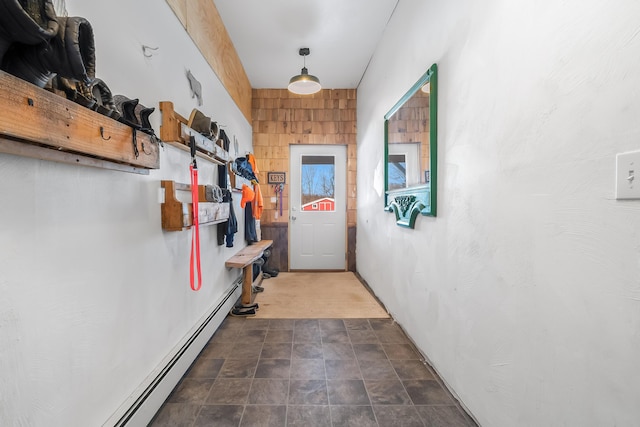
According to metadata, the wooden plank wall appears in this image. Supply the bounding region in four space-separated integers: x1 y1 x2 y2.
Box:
252 88 357 271
261 223 288 272
165 0 252 122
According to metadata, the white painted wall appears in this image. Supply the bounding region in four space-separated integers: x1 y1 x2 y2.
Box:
0 1 251 425
357 0 640 425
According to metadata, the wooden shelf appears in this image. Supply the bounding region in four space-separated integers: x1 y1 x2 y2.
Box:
159 101 230 165
0 70 159 174
161 180 229 231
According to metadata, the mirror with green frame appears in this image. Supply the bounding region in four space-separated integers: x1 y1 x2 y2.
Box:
384 63 437 228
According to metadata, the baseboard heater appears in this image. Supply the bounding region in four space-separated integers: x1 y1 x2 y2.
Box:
105 277 242 427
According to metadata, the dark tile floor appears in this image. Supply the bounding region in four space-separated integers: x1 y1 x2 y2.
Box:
150 317 477 427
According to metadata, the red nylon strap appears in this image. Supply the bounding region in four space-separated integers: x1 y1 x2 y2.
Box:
190 164 202 291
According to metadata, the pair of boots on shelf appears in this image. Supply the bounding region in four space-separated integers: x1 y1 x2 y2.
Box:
0 0 158 134
112 95 158 137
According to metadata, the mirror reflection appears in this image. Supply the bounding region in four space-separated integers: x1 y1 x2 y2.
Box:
384 64 437 225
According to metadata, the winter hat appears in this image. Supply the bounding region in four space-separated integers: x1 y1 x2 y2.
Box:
240 184 255 208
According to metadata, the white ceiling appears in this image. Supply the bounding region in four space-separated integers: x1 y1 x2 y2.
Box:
213 0 399 89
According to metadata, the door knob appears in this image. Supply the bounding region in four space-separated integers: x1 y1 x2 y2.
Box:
291 216 297 220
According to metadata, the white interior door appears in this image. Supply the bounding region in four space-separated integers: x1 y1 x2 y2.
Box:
289 145 346 270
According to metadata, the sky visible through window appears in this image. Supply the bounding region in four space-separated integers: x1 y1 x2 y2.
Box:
301 156 335 206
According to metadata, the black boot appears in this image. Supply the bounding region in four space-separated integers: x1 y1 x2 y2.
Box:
113 95 141 128
0 0 59 64
2 15 95 87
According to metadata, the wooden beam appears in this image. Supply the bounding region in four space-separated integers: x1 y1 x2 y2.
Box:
165 0 252 123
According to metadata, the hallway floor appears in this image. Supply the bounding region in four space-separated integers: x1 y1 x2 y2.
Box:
150 272 476 427
150 315 477 426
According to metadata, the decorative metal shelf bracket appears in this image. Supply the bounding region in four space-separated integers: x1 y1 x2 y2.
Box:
385 184 431 228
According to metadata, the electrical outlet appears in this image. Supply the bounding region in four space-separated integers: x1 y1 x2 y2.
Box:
616 150 640 199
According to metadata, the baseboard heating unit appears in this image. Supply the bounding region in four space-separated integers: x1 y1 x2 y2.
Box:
104 278 242 426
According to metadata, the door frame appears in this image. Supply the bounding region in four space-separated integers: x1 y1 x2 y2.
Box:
288 144 348 271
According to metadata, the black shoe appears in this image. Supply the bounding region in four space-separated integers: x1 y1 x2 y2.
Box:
230 307 256 317
236 302 259 310
262 267 279 277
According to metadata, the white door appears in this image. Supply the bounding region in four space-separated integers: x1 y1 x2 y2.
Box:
289 145 346 270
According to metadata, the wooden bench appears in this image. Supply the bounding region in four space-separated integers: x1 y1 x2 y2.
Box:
225 240 273 305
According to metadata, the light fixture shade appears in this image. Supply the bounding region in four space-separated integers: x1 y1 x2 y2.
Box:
288 67 321 95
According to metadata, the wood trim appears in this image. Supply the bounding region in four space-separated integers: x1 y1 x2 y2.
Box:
165 0 252 123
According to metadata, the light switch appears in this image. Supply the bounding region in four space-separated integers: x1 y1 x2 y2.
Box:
616 150 640 199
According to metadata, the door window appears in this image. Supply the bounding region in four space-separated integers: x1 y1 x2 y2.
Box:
300 155 335 212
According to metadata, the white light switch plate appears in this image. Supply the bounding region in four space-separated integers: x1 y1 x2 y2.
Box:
616 150 640 199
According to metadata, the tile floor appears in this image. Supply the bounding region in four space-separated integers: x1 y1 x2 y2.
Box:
150 317 477 427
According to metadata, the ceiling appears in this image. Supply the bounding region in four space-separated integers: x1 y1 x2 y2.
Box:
213 0 399 90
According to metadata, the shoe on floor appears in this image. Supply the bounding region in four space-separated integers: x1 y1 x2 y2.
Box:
237 302 259 310
230 307 256 317
262 266 279 277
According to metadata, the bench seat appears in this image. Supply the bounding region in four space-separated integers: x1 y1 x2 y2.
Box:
225 240 273 305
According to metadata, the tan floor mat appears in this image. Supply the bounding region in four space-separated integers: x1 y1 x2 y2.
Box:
251 271 389 319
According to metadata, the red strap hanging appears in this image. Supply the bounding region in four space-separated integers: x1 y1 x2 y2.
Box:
190 163 202 291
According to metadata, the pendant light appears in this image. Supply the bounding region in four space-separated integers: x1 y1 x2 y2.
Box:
288 48 321 95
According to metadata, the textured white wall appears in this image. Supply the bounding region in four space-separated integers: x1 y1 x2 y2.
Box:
0 1 251 425
357 0 640 425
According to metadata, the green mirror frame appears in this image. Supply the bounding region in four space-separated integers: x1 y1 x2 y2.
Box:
384 63 438 228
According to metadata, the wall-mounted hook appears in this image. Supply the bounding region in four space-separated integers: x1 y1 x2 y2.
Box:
142 45 159 58
100 126 111 141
